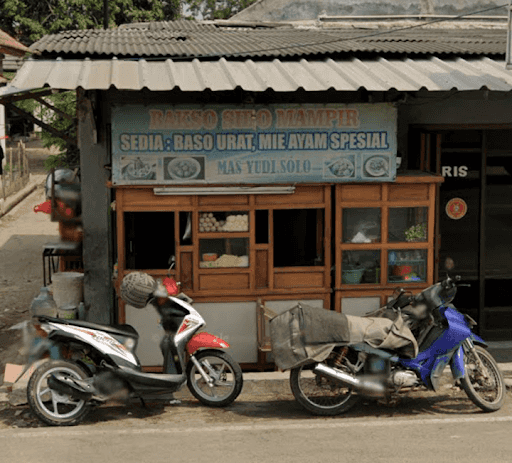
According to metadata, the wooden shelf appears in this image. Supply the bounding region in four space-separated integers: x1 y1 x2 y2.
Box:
198 232 250 238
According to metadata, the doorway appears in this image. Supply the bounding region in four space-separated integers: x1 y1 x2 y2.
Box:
411 128 512 339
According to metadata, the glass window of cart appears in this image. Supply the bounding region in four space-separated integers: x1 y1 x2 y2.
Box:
273 209 325 267
198 211 249 233
342 208 381 243
199 238 249 268
342 250 381 285
388 249 427 283
388 207 428 243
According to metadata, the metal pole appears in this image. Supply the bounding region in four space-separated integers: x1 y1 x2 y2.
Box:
103 0 109 29
478 131 487 335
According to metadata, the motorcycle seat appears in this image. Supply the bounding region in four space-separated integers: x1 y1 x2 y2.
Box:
36 315 139 339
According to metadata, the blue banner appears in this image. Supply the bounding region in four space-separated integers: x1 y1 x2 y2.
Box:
111 103 397 185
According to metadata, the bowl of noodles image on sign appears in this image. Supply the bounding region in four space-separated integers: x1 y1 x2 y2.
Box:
364 156 389 177
325 156 355 179
164 157 205 181
121 157 157 181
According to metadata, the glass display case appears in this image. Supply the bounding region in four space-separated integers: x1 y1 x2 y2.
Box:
387 249 427 283
199 211 249 233
199 238 249 268
342 250 380 284
334 174 443 313
342 208 381 243
388 207 427 243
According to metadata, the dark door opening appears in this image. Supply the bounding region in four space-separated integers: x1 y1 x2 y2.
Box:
413 128 512 339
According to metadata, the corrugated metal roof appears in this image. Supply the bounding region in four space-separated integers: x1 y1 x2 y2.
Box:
7 56 512 93
29 26 507 59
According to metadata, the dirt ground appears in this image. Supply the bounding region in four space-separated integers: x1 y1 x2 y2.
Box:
0 144 59 381
0 382 510 430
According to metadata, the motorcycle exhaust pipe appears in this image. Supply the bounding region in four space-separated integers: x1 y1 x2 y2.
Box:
313 363 386 398
48 374 93 401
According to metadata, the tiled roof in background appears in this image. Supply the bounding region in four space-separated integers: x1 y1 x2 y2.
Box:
29 22 507 59
0 29 30 57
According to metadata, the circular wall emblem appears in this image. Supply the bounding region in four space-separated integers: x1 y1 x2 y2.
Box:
446 198 468 220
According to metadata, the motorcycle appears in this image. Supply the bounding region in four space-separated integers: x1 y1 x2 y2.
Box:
25 272 243 426
274 275 506 416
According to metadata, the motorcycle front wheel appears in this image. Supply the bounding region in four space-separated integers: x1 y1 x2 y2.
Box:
460 345 506 412
186 350 243 407
290 364 360 416
27 360 90 426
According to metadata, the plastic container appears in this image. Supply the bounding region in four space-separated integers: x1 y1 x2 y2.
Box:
78 302 86 320
57 304 77 319
30 287 58 317
51 272 84 308
342 267 365 284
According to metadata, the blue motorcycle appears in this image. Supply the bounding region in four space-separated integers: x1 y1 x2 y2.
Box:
283 276 506 416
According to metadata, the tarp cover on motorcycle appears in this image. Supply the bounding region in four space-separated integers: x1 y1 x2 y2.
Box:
269 304 418 371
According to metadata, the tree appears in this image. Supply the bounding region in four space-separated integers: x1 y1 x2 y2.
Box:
1 0 181 45
1 0 180 170
182 0 258 20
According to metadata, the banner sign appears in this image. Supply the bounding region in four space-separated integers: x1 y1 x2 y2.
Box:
111 103 397 185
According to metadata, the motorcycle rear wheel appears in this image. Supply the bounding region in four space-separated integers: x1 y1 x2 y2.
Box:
460 345 506 412
27 360 90 426
290 364 360 416
186 350 243 407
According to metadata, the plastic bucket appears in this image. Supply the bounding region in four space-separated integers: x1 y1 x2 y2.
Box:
51 272 84 308
57 304 77 319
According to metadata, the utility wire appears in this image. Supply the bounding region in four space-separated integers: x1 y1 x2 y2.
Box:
142 3 509 61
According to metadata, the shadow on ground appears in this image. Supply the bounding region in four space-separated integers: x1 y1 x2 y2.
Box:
2 386 505 430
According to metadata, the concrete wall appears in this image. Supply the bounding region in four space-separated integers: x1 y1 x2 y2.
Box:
397 91 512 160
233 0 505 21
78 90 113 325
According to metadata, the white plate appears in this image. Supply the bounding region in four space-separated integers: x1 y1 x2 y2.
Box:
365 156 389 177
327 158 355 177
167 157 201 180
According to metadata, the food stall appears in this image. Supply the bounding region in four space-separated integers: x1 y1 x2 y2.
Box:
108 101 440 369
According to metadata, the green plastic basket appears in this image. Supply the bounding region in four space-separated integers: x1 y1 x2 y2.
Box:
342 267 365 284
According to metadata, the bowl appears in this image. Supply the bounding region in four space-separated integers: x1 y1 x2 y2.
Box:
202 253 218 262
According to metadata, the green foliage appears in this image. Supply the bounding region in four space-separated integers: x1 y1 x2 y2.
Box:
1 0 181 44
44 153 69 171
12 91 77 170
405 223 427 242
183 0 258 20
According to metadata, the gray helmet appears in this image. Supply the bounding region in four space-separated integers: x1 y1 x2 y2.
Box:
120 272 156 309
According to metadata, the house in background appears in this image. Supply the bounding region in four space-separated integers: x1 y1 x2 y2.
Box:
0 29 30 155
231 0 505 22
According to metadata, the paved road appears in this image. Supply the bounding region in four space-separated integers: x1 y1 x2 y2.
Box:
1 406 512 462
1 386 512 462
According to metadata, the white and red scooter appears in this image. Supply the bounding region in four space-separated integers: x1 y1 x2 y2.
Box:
26 272 243 426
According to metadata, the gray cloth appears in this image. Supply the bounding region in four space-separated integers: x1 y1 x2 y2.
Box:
269 304 418 371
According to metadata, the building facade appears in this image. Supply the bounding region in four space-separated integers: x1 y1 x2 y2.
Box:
6 19 512 368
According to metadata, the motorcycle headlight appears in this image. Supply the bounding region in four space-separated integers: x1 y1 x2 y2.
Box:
124 338 136 351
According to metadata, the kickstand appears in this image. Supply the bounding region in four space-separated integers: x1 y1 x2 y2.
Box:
138 396 147 408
